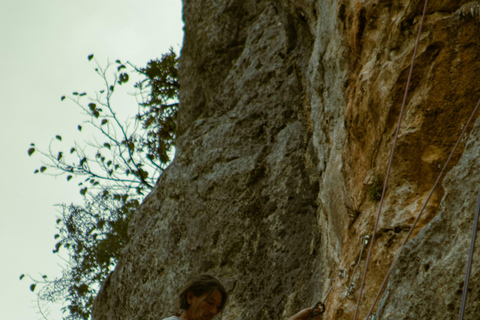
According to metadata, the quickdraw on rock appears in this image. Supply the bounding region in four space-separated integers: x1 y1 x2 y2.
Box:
310 301 325 318
310 278 335 318
343 236 370 300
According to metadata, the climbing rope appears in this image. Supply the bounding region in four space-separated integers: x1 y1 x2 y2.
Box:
458 186 480 320
364 97 480 319
352 1 430 319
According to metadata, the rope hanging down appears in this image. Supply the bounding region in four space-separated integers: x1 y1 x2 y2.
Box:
364 97 480 319
458 185 480 320
352 1 430 319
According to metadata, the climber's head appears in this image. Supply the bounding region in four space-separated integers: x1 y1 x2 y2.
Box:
178 274 228 320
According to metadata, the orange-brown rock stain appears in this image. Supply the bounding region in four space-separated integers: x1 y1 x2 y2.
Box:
326 1 480 319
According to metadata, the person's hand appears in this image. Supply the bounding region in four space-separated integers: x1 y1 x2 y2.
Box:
287 306 323 320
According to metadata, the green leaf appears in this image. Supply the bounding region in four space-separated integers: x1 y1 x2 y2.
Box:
40 166 46 173
103 143 111 149
88 103 96 111
54 242 62 253
67 175 72 181
101 119 108 125
42 275 47 279
54 234 60 239
57 152 63 161
70 147 76 154
19 274 25 280
56 218 61 224
34 169 39 174
128 142 135 152
138 168 148 179
79 92 87 96
61 96 66 101
73 92 78 96
118 72 129 85
30 284 36 292
88 54 94 61
28 148 35 156
78 125 82 131
80 187 87 196
55 135 62 141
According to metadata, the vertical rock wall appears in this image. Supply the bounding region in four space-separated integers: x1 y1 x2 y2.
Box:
92 1 480 319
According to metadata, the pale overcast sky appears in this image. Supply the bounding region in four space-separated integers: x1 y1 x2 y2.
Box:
0 1 183 319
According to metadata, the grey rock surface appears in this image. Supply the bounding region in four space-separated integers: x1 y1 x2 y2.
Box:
93 2 326 320
92 1 480 319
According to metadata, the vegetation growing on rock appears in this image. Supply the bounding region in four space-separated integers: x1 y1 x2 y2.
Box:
23 50 178 320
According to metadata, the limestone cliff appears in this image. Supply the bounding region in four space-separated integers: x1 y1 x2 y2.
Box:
92 1 480 319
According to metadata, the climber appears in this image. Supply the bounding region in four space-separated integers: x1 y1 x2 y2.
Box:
162 274 323 320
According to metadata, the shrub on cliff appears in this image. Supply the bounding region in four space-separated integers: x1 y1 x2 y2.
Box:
22 49 178 320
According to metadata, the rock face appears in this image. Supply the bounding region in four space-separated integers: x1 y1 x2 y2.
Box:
92 1 480 319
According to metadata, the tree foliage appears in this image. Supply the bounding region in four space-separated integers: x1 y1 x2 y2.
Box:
23 49 179 320
135 51 178 165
